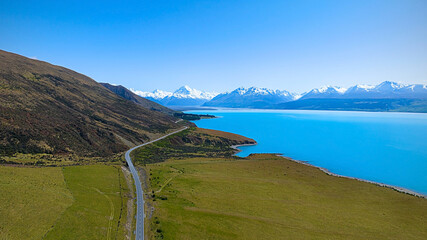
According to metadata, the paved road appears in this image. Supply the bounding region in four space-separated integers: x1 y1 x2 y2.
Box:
125 127 188 240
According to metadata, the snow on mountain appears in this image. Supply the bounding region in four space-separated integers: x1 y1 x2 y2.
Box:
343 84 376 98
300 81 427 99
346 84 375 93
299 86 347 99
172 85 218 100
131 86 218 106
203 87 298 108
131 81 427 109
231 87 296 97
373 81 406 92
393 83 427 98
132 89 173 99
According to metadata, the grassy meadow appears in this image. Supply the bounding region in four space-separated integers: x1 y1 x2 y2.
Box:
0 164 132 240
44 165 131 240
144 154 427 240
0 166 73 240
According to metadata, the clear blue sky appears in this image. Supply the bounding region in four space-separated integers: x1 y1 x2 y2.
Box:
1 0 426 93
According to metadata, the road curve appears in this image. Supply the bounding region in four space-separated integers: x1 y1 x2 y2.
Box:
125 127 188 240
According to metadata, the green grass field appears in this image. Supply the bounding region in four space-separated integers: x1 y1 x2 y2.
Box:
0 164 132 240
145 154 427 240
0 166 73 240
44 165 130 240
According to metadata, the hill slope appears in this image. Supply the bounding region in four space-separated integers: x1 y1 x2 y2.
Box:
100 83 176 115
0 50 180 156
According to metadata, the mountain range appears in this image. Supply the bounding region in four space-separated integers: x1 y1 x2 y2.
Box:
204 87 298 108
132 81 427 112
300 82 427 100
132 86 217 107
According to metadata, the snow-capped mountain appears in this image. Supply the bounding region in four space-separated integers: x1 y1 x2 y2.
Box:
300 81 427 99
374 81 406 92
204 87 298 108
202 81 427 110
132 89 173 99
172 85 218 100
276 81 427 112
368 81 427 99
131 86 218 106
344 84 376 98
131 81 426 111
299 86 347 99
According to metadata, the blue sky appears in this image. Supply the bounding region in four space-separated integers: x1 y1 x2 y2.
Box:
1 0 426 93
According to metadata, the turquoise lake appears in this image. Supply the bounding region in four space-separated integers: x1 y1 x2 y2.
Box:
188 109 427 195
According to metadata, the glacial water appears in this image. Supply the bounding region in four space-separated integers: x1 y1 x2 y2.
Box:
188 109 427 195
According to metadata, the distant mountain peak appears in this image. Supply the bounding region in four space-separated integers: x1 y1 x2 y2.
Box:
130 88 172 99
174 85 193 93
204 86 298 108
374 81 407 91
316 86 347 94
173 85 204 97
299 81 427 100
131 86 218 106
230 86 295 97
353 84 375 89
233 87 248 95
300 86 347 99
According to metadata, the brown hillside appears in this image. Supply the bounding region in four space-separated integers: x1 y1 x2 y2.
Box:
0 50 180 156
100 82 176 115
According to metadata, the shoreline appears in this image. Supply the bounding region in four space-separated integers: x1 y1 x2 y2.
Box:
230 144 426 199
230 143 257 154
279 154 427 199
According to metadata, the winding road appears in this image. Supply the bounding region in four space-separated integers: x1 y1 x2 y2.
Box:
125 127 188 240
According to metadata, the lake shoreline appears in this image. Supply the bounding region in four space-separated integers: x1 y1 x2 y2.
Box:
193 110 427 199
230 143 427 199
230 143 257 154
280 152 427 199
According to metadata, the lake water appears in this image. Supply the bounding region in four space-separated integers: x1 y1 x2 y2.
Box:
188 109 427 195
